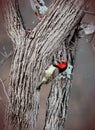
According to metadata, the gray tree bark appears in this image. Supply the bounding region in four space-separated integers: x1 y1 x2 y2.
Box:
1 0 87 130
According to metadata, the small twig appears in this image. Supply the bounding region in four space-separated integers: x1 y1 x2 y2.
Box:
0 59 5 65
0 50 7 57
0 78 9 101
0 51 13 65
83 10 95 16
88 32 95 43
0 45 13 58
86 32 95 51
6 51 13 58
3 46 8 57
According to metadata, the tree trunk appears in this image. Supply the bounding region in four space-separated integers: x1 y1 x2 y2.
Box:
1 0 87 130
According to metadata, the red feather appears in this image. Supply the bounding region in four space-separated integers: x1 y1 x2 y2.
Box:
54 59 67 70
55 63 67 69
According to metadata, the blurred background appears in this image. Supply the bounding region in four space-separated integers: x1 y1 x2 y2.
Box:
0 0 95 130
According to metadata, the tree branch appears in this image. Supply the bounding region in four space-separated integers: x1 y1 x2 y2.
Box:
2 0 87 130
44 29 79 130
2 0 26 46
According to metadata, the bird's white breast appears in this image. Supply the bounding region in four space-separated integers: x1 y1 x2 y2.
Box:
45 65 56 76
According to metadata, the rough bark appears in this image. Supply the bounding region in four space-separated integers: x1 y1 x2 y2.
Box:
1 0 87 130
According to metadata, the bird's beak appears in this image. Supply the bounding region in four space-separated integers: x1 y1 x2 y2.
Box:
53 60 60 66
56 59 61 64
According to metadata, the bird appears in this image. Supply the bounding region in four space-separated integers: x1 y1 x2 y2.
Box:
36 59 67 90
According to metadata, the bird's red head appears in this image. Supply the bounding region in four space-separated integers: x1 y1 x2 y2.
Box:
54 59 67 72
